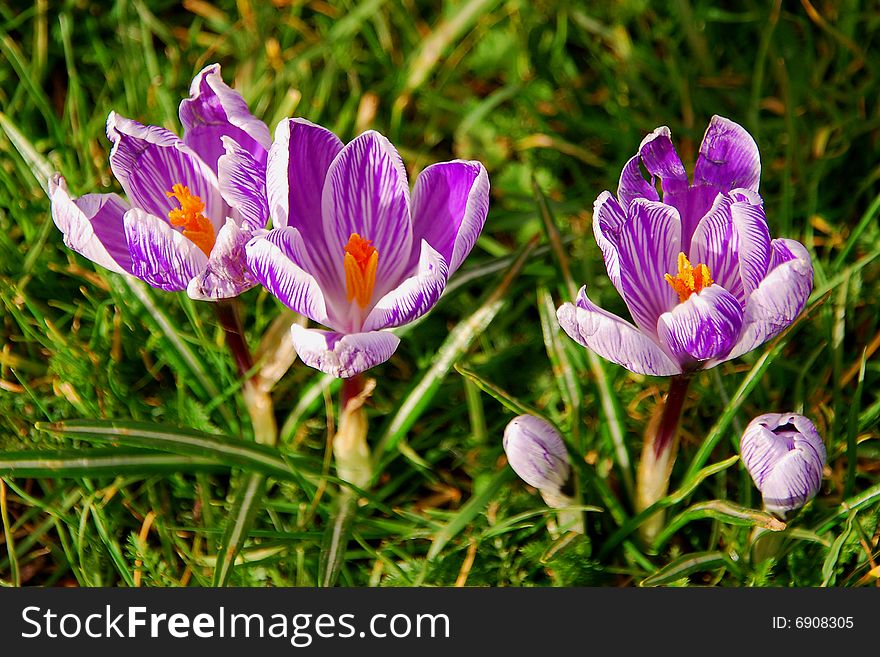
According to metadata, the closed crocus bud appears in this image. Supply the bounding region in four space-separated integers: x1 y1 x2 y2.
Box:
740 413 826 516
503 415 572 508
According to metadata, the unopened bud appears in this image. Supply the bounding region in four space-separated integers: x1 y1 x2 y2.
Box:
503 415 572 508
740 413 826 516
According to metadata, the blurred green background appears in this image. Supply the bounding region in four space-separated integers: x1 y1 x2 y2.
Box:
1 0 878 587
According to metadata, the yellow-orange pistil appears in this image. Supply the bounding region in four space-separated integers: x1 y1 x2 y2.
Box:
664 252 713 303
344 233 379 308
166 183 215 257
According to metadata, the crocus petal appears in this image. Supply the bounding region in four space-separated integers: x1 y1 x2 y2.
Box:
49 174 132 274
591 191 626 297
693 115 760 194
107 112 226 232
124 208 208 291
218 136 268 231
722 239 812 361
322 130 414 299
363 240 449 331
617 126 690 211
603 198 681 336
187 217 257 300
656 285 744 366
411 160 490 277
178 63 271 171
557 286 681 376
690 190 771 306
290 324 400 378
245 227 329 325
266 118 344 301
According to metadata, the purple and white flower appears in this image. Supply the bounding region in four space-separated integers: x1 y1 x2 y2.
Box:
740 413 826 515
503 415 572 506
244 119 490 378
49 64 271 299
557 116 813 375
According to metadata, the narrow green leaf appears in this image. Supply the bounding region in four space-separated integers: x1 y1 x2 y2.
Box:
481 505 602 539
319 490 358 587
0 448 226 477
653 500 785 552
373 236 538 464
844 350 867 498
597 455 740 559
815 482 880 533
213 472 268 587
454 364 546 419
428 468 515 560
35 419 316 481
640 551 730 587
822 510 858 586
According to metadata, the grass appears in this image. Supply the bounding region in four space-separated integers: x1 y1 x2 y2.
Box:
1 0 878 587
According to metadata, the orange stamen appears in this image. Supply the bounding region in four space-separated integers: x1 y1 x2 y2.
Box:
343 233 378 308
664 252 713 303
166 183 215 257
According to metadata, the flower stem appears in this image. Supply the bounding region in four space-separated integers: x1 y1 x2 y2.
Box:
636 374 692 545
215 300 277 447
334 375 374 490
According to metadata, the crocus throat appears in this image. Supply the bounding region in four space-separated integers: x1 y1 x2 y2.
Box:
664 252 713 303
344 233 378 308
166 183 215 257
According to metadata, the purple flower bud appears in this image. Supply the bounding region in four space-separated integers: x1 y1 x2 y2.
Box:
740 413 826 516
503 415 571 502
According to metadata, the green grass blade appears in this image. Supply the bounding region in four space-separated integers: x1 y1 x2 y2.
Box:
427 468 514 560
640 551 731 587
212 472 268 587
653 500 785 552
35 419 316 481
373 236 538 465
821 510 857 586
0 448 226 477
454 364 546 419
318 490 358 587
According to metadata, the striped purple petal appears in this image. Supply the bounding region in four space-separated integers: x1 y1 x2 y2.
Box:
363 240 448 331
321 130 414 301
694 115 761 195
107 112 226 233
245 227 329 325
290 324 400 378
601 198 681 336
410 160 490 276
218 136 268 232
49 174 132 274
617 126 689 211
689 189 771 307
656 284 744 367
123 208 208 291
187 218 257 300
266 118 344 304
740 413 825 515
557 286 681 376
178 63 271 171
721 238 812 362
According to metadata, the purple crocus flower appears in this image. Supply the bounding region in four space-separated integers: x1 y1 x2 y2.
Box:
49 64 271 299
503 415 572 507
740 413 826 515
557 116 814 375
243 119 490 378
